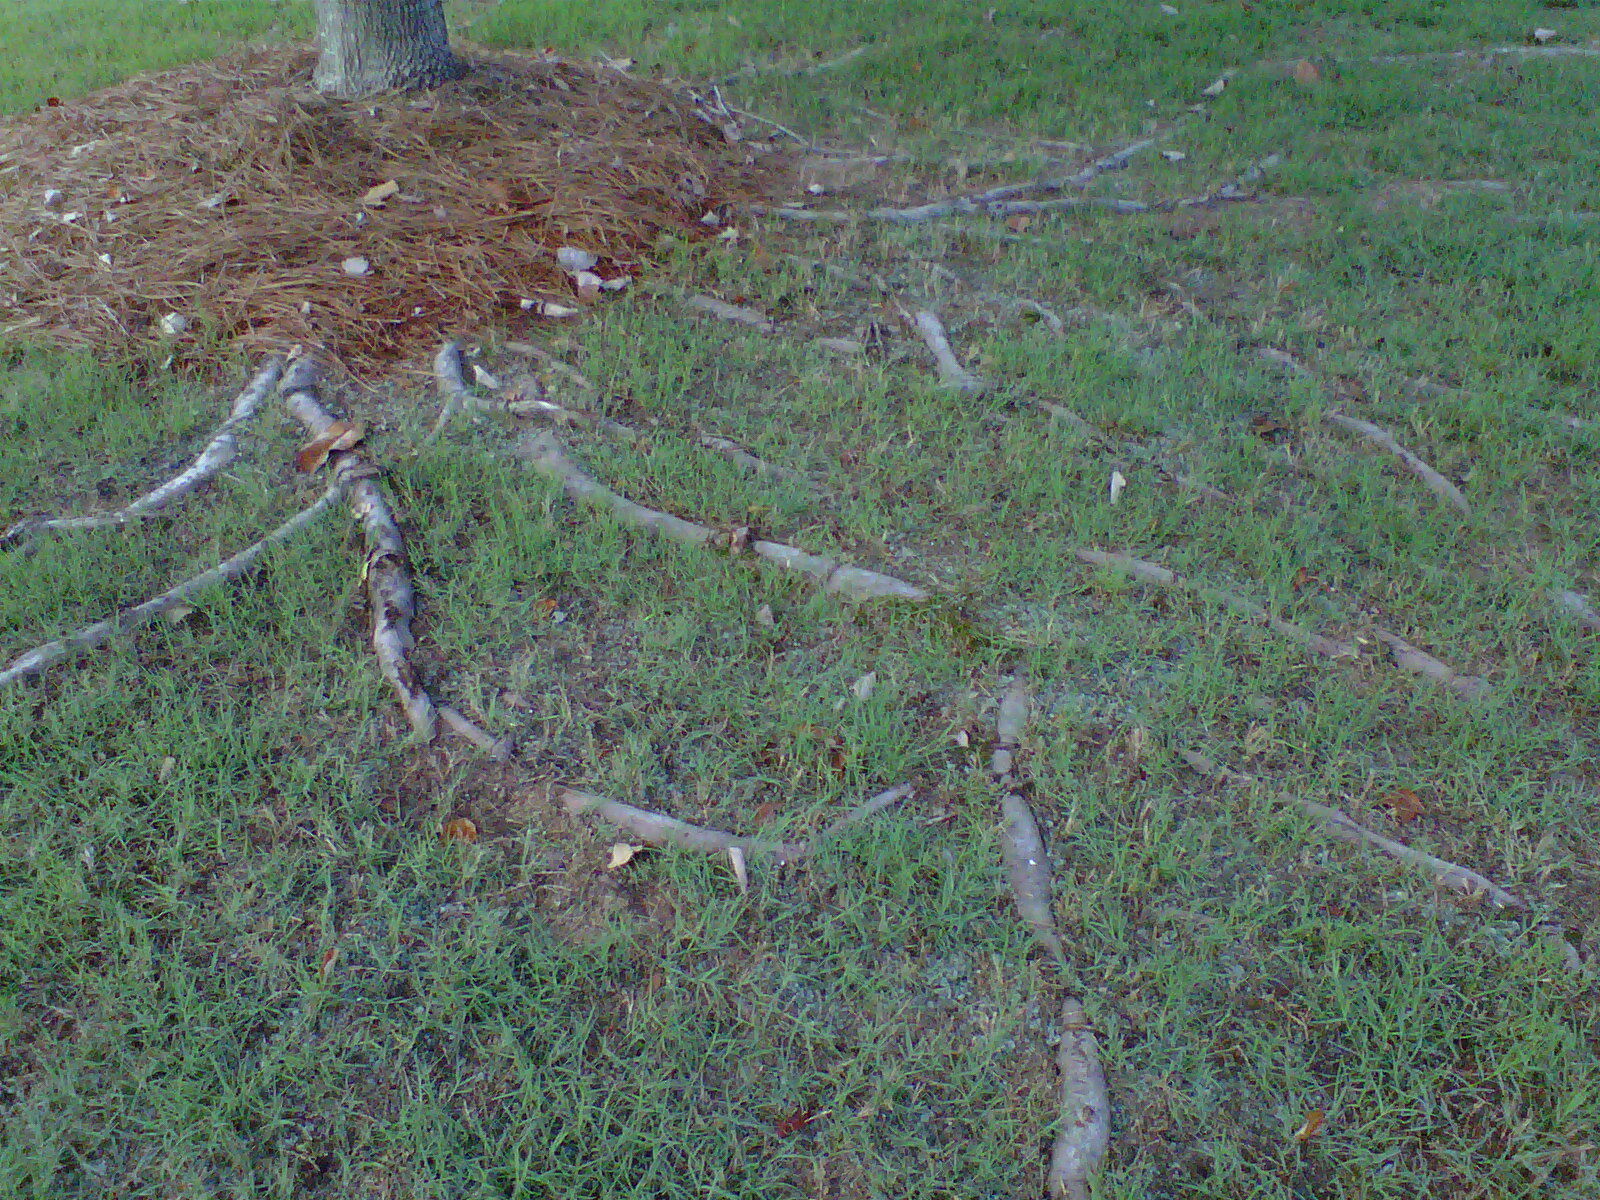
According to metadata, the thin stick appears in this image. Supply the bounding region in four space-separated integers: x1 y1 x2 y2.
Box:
905 309 985 393
519 433 929 601
1048 997 1111 1200
1371 628 1489 700
1181 750 1523 908
281 357 437 741
2 358 283 545
1074 548 1355 660
0 483 342 690
1325 413 1470 514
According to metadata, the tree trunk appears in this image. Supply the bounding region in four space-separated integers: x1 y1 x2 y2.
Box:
312 0 465 98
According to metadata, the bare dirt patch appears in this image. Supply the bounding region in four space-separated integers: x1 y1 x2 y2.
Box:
0 46 788 372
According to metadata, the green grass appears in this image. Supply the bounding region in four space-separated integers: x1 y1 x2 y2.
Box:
3 2 1600 1198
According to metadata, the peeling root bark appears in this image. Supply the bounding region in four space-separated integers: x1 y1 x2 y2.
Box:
281 357 439 742
0 482 341 689
1181 750 1525 908
2 358 283 545
1074 549 1354 660
1049 998 1111 1200
906 309 986 393
1325 413 1470 514
559 782 913 867
519 433 928 601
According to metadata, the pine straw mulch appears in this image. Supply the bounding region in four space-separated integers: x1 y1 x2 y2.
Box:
0 45 789 373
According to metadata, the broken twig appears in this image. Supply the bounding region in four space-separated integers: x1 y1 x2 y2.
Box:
519 433 928 601
2 358 284 545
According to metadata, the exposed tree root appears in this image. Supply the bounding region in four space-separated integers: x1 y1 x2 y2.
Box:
991 677 1068 968
1371 627 1489 700
518 432 929 601
0 480 342 690
966 139 1153 206
500 341 601 393
755 153 1279 225
1181 749 1525 908
559 782 913 867
1551 589 1600 632
901 308 986 393
282 356 502 751
1049 997 1112 1200
1034 402 1231 503
989 678 1108 1194
697 435 819 491
1325 413 1470 514
1179 750 1588 974
1074 548 1355 660
684 294 776 331
1 358 283 546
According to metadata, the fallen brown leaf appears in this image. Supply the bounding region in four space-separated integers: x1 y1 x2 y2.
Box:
1251 413 1290 441
440 817 478 844
1381 788 1426 824
1293 1110 1326 1142
1005 214 1034 233
294 420 365 472
1293 59 1322 86
608 842 643 869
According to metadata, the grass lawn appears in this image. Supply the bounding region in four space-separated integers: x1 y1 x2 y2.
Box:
3 1 1599 1197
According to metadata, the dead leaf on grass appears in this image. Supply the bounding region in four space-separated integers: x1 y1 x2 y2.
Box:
1292 59 1322 86
1251 413 1290 441
1381 788 1426 824
1293 1110 1326 1142
1004 214 1033 233
774 1107 826 1136
319 946 340 981
362 179 400 206
440 817 479 844
294 420 365 472
608 842 644 869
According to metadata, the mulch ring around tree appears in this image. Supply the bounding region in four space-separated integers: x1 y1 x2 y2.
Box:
0 45 790 373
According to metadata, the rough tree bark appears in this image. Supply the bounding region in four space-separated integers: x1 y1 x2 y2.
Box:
312 0 465 98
